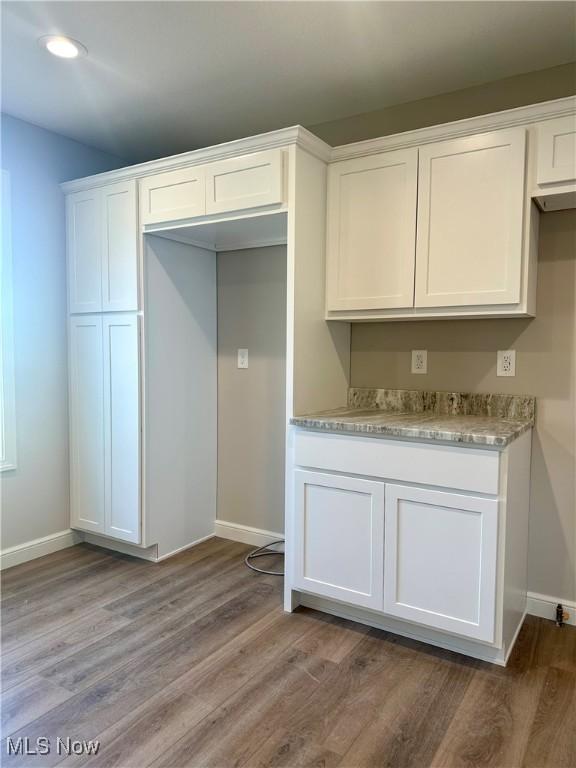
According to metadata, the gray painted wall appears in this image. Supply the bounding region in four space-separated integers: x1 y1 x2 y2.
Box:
217 246 286 534
1 114 123 550
310 62 576 145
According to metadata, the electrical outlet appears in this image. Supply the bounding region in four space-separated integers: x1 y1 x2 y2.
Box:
237 349 249 369
411 350 428 374
497 350 516 377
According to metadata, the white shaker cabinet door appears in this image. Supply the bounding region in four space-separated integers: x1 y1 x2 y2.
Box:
383 484 498 643
205 149 284 215
139 167 206 225
537 116 576 185
102 313 141 544
326 149 418 311
293 470 384 610
415 128 526 308
67 190 102 313
69 315 105 533
101 181 138 311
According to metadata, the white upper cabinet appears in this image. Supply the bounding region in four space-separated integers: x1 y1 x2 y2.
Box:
537 116 576 185
415 128 526 308
139 166 206 225
67 190 102 313
205 149 284 215
67 181 138 313
383 483 498 643
326 128 531 319
140 149 284 225
326 149 418 311
101 181 138 311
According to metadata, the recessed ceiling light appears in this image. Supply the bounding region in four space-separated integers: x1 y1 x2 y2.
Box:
39 35 87 59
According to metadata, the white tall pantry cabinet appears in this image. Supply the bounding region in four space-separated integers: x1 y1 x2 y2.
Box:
66 181 218 557
66 181 141 545
63 127 347 561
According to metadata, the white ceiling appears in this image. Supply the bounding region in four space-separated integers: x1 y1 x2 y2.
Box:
2 1 575 163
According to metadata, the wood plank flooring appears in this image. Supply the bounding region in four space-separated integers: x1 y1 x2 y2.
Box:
1 538 575 768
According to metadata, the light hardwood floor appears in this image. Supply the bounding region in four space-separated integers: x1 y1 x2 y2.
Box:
1 538 575 768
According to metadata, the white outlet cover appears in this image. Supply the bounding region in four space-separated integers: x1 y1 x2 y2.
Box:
497 350 516 377
237 348 249 369
411 350 428 374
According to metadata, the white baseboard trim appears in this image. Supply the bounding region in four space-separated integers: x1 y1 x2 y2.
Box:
82 532 159 562
156 533 215 562
83 532 215 563
504 609 528 665
214 520 284 548
527 591 576 626
0 529 81 570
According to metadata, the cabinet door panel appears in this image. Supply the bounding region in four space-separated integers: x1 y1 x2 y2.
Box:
205 150 284 215
102 181 138 311
326 149 417 311
67 191 102 313
69 316 105 533
537 116 576 185
140 167 206 225
415 129 526 308
383 484 498 642
103 314 140 543
294 470 384 609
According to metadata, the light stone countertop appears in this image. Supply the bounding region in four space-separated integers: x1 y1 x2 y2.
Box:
290 389 535 448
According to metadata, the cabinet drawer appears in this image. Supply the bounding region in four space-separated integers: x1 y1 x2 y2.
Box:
205 150 284 215
537 117 576 185
293 430 500 495
140 167 206 225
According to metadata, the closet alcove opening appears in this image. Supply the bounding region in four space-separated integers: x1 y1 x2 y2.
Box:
142 209 288 565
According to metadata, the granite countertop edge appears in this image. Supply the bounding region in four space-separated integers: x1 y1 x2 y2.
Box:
289 414 533 447
290 389 535 448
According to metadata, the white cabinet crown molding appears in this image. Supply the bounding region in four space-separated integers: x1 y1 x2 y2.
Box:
330 96 576 162
61 126 330 194
60 98 575 196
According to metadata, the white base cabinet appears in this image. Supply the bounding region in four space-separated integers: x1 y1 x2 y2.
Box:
286 429 532 665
